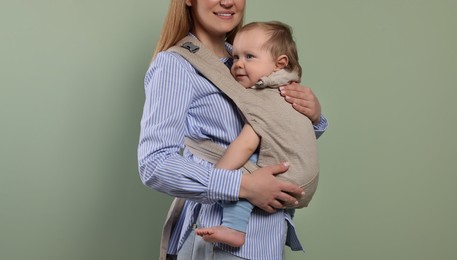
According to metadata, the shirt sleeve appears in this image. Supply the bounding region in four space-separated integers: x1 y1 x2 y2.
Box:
313 114 328 139
137 52 242 203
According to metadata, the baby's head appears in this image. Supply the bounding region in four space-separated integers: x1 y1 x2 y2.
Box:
231 21 302 88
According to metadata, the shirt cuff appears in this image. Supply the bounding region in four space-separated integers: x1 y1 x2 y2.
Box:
313 115 328 139
207 168 243 202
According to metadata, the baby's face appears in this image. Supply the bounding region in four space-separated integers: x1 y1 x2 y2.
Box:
231 28 277 88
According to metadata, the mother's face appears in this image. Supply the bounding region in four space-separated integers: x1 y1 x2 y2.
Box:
186 0 245 38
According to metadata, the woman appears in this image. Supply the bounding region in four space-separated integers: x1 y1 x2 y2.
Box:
138 0 328 259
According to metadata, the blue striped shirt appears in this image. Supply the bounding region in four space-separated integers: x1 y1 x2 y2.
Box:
138 41 328 259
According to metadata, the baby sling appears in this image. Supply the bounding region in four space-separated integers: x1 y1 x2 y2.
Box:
159 36 319 259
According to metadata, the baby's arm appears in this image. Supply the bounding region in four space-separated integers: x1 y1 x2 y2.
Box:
216 124 260 170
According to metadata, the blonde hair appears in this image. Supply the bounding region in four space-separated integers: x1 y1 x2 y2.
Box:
239 21 302 78
152 0 244 59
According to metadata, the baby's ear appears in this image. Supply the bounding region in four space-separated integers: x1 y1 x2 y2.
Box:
275 55 289 71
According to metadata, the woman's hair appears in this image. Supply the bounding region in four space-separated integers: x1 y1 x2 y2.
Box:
153 0 244 59
239 21 302 78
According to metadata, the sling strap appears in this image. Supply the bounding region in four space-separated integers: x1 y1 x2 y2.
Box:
184 137 258 174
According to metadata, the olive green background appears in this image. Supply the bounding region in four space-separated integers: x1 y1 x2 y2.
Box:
1 0 456 259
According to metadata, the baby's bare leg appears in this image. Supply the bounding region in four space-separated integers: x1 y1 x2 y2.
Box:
196 226 246 247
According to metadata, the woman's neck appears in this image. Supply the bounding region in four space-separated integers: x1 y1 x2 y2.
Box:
191 30 229 58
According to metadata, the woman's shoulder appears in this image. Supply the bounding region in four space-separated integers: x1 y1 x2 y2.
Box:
144 51 198 85
151 51 196 71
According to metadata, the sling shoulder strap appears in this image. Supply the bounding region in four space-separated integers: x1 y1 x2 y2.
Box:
169 36 252 114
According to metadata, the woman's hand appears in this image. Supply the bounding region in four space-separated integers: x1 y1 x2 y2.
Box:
280 82 321 125
239 162 304 213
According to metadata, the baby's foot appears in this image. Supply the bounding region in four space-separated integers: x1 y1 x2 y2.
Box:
196 226 246 247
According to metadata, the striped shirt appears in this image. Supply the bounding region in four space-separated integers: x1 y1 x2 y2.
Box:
138 41 328 259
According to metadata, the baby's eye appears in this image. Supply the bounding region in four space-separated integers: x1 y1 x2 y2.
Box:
233 55 239 61
246 54 254 59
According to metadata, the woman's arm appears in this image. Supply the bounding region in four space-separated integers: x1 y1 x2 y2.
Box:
138 52 243 204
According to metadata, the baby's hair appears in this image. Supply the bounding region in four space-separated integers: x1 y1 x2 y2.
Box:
239 21 302 78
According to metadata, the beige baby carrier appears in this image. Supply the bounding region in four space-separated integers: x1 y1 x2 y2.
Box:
159 36 319 259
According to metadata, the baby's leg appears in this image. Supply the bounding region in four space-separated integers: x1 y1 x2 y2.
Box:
196 200 253 247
